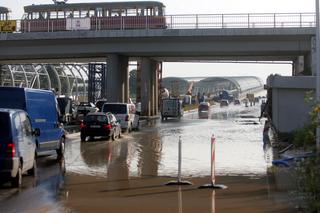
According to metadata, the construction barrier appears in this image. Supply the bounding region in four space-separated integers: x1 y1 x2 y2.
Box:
199 134 227 189
166 136 192 185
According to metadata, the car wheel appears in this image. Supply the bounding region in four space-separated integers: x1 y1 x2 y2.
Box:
27 157 37 176
111 132 115 141
80 133 86 142
56 137 65 161
11 163 22 188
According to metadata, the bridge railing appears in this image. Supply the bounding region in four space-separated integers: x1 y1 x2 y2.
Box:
2 12 316 33
165 13 315 29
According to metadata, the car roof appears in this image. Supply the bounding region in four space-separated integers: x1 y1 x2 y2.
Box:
86 112 109 116
199 102 210 106
103 102 131 105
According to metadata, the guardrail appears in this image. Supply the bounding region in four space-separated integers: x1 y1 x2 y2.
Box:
167 13 315 29
1 12 316 33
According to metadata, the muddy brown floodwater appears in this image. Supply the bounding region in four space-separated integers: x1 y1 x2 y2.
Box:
0 102 297 213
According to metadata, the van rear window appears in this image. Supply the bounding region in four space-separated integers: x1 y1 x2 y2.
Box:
0 112 10 138
103 104 127 114
0 89 25 110
198 105 209 111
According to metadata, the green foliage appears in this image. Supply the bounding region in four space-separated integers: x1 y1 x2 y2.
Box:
290 90 320 212
291 126 316 149
296 155 320 212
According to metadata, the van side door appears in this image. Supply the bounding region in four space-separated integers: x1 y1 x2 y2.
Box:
19 112 35 171
13 113 26 169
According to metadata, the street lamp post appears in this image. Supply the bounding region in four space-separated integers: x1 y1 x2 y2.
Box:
316 0 320 150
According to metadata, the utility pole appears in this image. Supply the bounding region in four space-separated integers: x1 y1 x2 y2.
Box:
316 0 320 150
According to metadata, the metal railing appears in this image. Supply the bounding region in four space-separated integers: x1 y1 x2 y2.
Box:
1 12 316 33
166 13 315 29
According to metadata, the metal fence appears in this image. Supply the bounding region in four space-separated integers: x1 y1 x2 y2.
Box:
167 13 315 29
1 12 316 33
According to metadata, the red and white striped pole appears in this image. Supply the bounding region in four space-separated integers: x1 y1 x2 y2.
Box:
199 134 227 189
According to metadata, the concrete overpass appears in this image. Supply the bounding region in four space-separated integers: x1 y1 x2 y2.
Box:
0 12 317 116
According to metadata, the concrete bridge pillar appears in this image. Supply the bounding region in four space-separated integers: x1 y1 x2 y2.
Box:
292 56 304 76
310 36 317 76
106 54 129 102
141 58 159 116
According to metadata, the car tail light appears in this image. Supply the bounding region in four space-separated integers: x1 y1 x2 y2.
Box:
125 115 129 121
103 124 112 129
6 143 16 158
80 122 86 129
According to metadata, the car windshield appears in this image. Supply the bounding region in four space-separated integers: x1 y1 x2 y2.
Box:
85 115 108 123
103 104 127 114
0 112 10 138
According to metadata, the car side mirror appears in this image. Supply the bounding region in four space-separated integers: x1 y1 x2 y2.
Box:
33 128 41 137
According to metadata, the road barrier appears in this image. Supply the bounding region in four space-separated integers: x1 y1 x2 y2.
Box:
166 136 192 185
199 134 227 189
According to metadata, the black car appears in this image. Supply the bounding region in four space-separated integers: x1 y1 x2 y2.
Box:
80 112 121 142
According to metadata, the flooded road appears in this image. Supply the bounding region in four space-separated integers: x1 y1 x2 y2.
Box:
0 102 296 213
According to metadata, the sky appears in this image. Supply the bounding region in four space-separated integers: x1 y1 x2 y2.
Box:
1 0 317 82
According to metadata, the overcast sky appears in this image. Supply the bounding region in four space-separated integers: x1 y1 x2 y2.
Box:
1 0 316 82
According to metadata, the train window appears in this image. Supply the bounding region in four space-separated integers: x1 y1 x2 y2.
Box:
50 11 57 19
73 11 79 18
155 7 159 16
137 8 144 16
96 8 102 17
58 11 64 18
89 10 95 17
126 9 136 16
80 11 89 18
32 12 39 19
40 12 47 19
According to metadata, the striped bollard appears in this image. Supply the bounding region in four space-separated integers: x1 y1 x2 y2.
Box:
199 134 227 189
166 136 192 186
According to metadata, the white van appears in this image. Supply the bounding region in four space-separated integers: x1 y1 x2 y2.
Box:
102 103 138 132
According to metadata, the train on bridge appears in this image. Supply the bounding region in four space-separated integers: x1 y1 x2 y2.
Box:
0 1 167 33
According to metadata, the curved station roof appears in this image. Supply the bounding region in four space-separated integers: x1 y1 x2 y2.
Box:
162 76 264 96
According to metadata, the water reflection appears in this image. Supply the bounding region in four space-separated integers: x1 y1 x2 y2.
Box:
137 133 162 177
0 156 66 213
72 102 273 179
79 140 130 180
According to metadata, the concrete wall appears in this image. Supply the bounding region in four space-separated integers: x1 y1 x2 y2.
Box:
266 75 315 133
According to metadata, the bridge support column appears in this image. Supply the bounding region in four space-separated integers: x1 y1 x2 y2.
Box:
106 54 129 102
141 58 159 116
310 36 317 76
292 56 304 76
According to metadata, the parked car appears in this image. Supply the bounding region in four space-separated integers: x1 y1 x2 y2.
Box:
74 102 98 122
0 87 65 160
220 99 229 107
0 108 40 187
198 102 210 119
80 112 121 142
102 103 138 132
